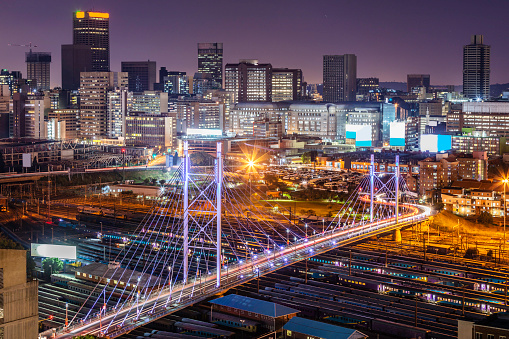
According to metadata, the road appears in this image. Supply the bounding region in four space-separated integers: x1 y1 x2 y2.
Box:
42 200 431 338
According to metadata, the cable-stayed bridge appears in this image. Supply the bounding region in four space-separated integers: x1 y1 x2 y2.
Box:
42 145 431 339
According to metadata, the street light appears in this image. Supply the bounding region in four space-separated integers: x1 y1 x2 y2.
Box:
305 224 308 239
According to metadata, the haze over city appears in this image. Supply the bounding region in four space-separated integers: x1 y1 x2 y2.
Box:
2 0 509 87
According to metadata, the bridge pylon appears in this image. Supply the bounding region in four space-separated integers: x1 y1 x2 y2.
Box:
393 228 402 242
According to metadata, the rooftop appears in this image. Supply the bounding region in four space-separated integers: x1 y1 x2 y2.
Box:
209 294 299 318
283 317 367 339
76 262 161 288
475 312 509 330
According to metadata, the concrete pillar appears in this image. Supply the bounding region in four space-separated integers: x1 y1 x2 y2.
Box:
393 228 402 242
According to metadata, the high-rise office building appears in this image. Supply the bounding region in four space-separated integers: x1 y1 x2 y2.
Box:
61 44 93 90
107 88 132 139
25 94 50 139
121 61 156 92
271 68 304 102
156 68 190 95
463 35 490 100
198 43 223 87
407 74 430 93
73 11 110 72
323 54 357 102
79 72 127 138
26 52 51 91
225 60 272 103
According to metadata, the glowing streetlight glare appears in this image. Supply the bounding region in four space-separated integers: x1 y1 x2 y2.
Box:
248 160 255 167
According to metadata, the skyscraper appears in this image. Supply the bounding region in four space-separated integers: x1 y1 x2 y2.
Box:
198 43 223 88
79 72 128 138
61 44 92 90
463 35 490 100
157 68 190 95
121 61 156 92
323 54 357 102
225 60 272 103
407 74 430 93
73 11 110 72
26 52 51 91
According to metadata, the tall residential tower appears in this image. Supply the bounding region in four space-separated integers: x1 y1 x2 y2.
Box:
463 35 490 100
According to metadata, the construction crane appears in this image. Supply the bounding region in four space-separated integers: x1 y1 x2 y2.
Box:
8 42 38 56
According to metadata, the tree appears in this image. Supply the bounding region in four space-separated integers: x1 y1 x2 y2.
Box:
159 179 166 186
301 151 317 164
464 248 479 259
477 211 493 225
151 178 158 185
143 178 150 185
42 257 63 278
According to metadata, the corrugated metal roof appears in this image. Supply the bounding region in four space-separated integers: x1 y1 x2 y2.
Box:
209 294 299 317
283 317 367 339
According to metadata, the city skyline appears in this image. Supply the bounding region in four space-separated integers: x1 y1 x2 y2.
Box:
1 0 508 88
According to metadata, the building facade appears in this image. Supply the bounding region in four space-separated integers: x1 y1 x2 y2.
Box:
125 113 176 149
407 74 430 93
225 60 272 103
463 35 490 100
61 44 93 91
271 68 303 102
323 54 357 102
47 108 79 139
79 72 128 138
449 102 509 138
24 95 50 139
107 88 131 139
73 11 110 72
197 43 223 88
418 155 459 196
25 52 51 91
121 61 156 92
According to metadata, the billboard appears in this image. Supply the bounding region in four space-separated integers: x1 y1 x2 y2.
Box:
31 244 77 260
22 153 32 168
390 121 405 146
420 134 452 153
346 124 372 147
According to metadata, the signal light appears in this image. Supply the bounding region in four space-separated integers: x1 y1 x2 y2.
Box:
121 148 125 154
49 315 54 320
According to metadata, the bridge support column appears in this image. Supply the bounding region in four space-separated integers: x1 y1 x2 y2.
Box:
395 155 400 224
216 142 223 288
370 154 374 223
183 141 189 283
393 228 402 242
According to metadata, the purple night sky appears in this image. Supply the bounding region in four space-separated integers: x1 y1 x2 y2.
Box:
1 0 507 88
